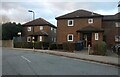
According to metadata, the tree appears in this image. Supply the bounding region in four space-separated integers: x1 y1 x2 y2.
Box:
2 22 23 40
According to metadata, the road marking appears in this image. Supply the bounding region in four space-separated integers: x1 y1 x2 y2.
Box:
21 56 31 63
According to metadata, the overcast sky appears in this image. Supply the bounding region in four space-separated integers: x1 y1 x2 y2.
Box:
1 0 120 26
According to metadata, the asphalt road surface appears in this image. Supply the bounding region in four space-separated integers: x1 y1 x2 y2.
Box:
2 48 119 75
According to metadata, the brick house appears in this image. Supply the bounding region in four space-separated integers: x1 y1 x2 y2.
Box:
102 12 120 48
56 10 104 47
22 18 57 43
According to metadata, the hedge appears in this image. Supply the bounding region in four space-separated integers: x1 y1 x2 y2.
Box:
14 42 49 49
62 42 75 52
92 41 107 56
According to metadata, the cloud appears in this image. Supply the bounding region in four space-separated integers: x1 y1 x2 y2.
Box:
1 2 31 24
0 2 119 25
94 8 118 15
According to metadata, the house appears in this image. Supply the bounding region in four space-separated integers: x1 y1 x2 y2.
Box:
102 12 120 48
22 18 57 43
56 10 104 47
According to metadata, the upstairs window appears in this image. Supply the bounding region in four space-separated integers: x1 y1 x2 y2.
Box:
115 22 120 27
88 19 93 24
27 27 31 31
51 27 53 31
40 26 43 30
68 20 74 26
67 34 73 41
54 28 56 33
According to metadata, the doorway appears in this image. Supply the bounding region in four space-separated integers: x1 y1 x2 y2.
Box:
83 33 92 47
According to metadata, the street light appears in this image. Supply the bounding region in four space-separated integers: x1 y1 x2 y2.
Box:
28 10 35 51
18 32 22 48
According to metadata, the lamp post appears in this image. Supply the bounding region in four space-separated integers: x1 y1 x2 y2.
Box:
28 10 35 51
18 32 22 48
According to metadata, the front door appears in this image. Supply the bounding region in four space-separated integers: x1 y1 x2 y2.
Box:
83 33 92 47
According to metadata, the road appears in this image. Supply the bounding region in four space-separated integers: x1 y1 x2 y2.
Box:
2 48 119 75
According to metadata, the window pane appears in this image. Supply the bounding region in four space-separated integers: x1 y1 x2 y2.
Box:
68 20 73 26
27 27 31 31
67 34 73 41
69 36 72 40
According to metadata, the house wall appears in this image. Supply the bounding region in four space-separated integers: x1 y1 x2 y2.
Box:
22 25 56 43
102 21 120 48
57 17 103 44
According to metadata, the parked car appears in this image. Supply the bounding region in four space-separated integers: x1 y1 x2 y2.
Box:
112 44 120 55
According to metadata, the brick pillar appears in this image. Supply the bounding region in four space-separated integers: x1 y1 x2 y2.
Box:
77 32 80 41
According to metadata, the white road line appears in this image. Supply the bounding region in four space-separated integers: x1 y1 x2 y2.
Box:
21 56 31 63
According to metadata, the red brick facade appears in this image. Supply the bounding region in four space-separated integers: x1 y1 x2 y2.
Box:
56 10 104 47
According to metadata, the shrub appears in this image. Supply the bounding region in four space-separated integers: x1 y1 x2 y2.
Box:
21 42 33 49
49 43 57 50
62 42 75 52
14 42 21 48
93 41 107 56
14 42 33 49
34 42 43 49
57 44 63 50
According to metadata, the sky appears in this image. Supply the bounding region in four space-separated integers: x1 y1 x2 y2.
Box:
0 0 120 26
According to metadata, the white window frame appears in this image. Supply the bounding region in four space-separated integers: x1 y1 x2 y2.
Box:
115 22 120 27
27 37 31 42
115 35 120 42
67 34 73 41
88 19 93 24
68 20 74 26
54 38 56 42
54 28 56 33
40 26 43 30
51 27 53 31
27 27 31 31
95 33 99 40
40 36 42 41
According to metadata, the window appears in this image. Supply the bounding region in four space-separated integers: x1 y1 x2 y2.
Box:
40 36 42 41
27 27 31 31
115 35 120 42
54 29 56 33
51 37 53 42
68 20 74 26
95 33 99 40
51 27 53 31
54 38 56 42
27 37 31 42
88 19 93 24
115 22 120 27
40 26 43 30
67 34 73 41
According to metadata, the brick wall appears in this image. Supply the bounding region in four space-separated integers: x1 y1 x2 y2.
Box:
57 18 102 44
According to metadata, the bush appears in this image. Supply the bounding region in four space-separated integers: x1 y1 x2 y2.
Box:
34 42 43 49
14 42 22 48
93 41 107 56
57 44 63 50
49 43 57 50
14 42 33 49
14 42 49 49
62 42 75 52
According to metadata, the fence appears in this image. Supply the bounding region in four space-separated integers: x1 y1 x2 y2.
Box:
1 40 13 48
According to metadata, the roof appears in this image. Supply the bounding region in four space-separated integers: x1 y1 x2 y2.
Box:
56 9 103 19
23 18 57 28
77 25 104 32
103 12 120 21
28 30 48 36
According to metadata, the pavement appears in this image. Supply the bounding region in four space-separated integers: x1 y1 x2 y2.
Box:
13 48 120 67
